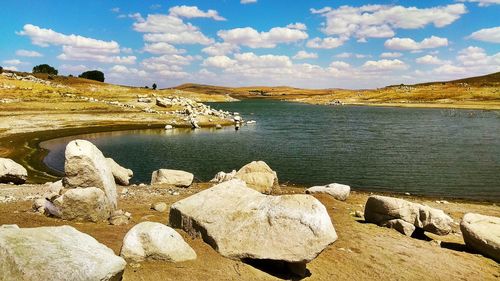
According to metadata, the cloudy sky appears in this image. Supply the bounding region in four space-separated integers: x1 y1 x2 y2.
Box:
1 0 499 89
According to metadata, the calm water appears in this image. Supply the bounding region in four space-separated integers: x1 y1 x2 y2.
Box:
41 100 500 201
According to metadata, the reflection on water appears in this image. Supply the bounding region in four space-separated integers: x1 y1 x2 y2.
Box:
41 100 500 201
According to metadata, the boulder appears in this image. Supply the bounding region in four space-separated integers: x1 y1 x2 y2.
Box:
0 225 126 281
209 170 236 183
48 180 63 194
156 97 172 108
106 158 133 186
151 169 194 187
169 179 337 274
306 183 350 201
0 158 27 184
235 161 279 194
52 187 111 222
151 202 167 212
364 195 453 236
121 222 196 262
63 140 117 209
381 219 416 236
460 213 500 262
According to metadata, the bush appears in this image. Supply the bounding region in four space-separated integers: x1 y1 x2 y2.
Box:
0 66 3 74
32 64 58 75
79 70 105 82
152 83 157 90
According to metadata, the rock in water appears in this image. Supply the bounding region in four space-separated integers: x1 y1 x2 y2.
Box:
235 161 279 194
169 179 337 273
306 183 350 201
364 195 453 236
460 213 500 262
106 158 133 186
121 222 196 262
151 169 194 187
63 140 117 209
53 187 111 222
0 225 126 281
0 158 28 184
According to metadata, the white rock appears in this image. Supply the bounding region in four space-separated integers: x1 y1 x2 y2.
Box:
63 140 117 209
0 225 126 281
0 158 27 184
121 222 196 262
52 187 111 222
460 213 500 262
151 202 167 212
151 169 194 187
209 170 236 183
169 179 337 272
106 158 133 186
165 125 173 130
48 180 63 194
306 183 350 201
235 161 279 194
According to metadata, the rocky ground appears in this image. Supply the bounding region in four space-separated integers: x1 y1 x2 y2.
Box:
0 182 498 281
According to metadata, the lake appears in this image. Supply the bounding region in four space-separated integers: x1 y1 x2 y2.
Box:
41 100 500 201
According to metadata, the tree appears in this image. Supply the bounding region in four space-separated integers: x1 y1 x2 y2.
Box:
32 64 58 75
79 70 105 82
0 66 3 74
152 83 157 90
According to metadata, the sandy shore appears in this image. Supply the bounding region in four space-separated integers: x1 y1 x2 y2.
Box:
0 183 498 280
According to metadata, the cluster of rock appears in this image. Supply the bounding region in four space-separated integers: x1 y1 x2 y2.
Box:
210 161 280 194
364 195 453 236
169 179 337 276
0 158 28 184
1 72 52 85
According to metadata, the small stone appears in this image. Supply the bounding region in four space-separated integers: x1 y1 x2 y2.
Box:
354 211 364 218
151 202 167 212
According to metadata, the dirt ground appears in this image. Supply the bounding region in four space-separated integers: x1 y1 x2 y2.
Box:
0 183 498 281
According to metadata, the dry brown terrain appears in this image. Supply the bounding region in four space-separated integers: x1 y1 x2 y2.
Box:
0 183 498 280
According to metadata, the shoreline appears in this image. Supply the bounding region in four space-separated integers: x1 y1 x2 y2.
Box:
1 122 498 203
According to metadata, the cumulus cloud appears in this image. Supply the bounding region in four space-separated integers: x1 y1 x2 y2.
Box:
202 55 237 68
59 64 88 73
457 0 500 7
17 24 134 64
467 26 500 43
293 51 318 60
415 55 450 65
361 59 408 71
2 59 23 65
241 0 257 4
143 42 185 55
311 4 466 41
384 36 448 51
329 61 351 69
306 37 346 49
3 66 18 71
218 26 308 48
16 49 43 57
380 52 402 58
286 22 307 30
202 42 239 56
168 5 226 21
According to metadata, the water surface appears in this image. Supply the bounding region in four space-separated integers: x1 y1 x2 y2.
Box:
41 100 500 201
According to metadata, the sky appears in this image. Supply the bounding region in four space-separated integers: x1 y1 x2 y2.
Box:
0 0 499 89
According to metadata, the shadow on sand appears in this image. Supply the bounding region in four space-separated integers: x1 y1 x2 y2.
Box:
242 259 311 280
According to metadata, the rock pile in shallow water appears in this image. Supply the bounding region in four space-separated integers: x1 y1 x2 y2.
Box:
0 225 126 281
460 213 500 262
306 183 350 201
0 158 27 184
364 195 453 236
169 179 337 276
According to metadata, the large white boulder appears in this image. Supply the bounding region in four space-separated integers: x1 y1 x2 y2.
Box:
306 183 350 201
106 158 133 186
121 222 196 262
210 170 237 183
63 140 117 209
235 161 279 194
0 158 27 184
52 187 111 222
0 225 126 281
364 195 453 236
169 179 337 274
460 213 500 262
151 169 194 187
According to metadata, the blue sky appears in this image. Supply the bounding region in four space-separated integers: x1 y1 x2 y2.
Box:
0 0 499 89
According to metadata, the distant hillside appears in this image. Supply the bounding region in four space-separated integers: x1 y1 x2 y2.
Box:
415 72 500 87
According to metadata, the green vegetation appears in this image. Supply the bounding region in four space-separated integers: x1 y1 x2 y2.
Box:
32 64 58 75
79 70 105 82
152 83 157 90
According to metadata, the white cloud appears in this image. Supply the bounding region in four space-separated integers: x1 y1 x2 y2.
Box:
16 49 43 57
218 26 308 48
380 52 402 58
111 7 120 13
457 46 500 66
293 51 318 60
168 5 226 21
134 14 214 45
336 52 352 58
143 42 185 55
457 0 500 7
467 26 500 43
57 46 136 64
311 4 466 41
202 56 237 68
240 0 257 4
2 59 23 65
415 55 449 65
142 54 195 67
59 64 88 73
108 65 148 78
384 36 448 51
329 61 351 69
202 42 239 56
3 66 18 71
361 59 408 71
306 37 346 49
286 22 307 30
